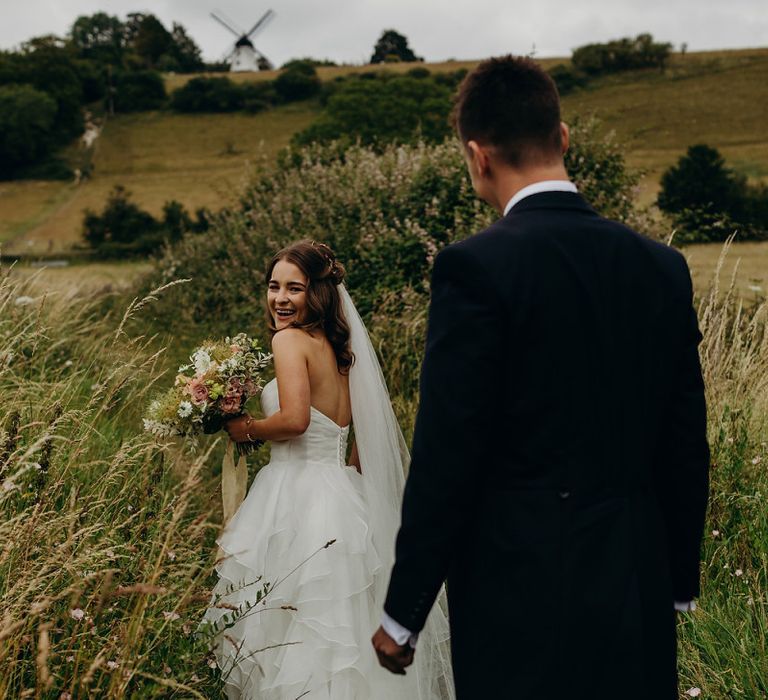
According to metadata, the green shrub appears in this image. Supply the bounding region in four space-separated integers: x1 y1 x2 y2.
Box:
293 74 453 148
170 76 243 112
0 84 58 178
548 63 587 96
113 70 166 112
144 120 644 386
658 144 767 242
82 185 208 258
572 33 672 76
273 64 321 102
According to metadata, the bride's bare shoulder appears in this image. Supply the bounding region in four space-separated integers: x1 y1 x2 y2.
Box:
271 328 313 354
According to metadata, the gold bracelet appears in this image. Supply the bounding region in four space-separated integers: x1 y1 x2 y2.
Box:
245 415 255 442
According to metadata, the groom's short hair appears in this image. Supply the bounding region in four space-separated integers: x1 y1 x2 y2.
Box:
452 55 563 167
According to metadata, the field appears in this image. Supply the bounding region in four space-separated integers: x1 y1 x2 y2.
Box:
2 48 767 259
560 48 768 205
2 48 768 696
0 105 316 255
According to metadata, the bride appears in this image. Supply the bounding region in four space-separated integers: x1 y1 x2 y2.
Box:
201 241 453 699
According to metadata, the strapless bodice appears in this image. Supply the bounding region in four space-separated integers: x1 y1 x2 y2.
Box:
260 378 350 467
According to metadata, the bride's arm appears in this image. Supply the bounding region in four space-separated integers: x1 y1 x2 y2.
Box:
225 329 311 442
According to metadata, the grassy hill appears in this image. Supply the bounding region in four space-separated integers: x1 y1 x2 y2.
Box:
1 48 766 259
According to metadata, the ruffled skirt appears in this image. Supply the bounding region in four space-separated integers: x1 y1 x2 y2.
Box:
201 458 422 699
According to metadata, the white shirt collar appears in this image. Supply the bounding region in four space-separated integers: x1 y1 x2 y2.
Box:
503 180 578 216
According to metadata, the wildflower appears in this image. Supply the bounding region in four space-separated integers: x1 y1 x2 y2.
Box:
64 360 74 367
15 296 34 306
166 550 176 561
751 456 762 465
69 608 85 621
712 530 720 537
60 693 72 700
685 689 701 697
177 401 193 418
163 611 180 621
106 660 119 670
66 656 74 662
735 569 743 577
207 656 217 669
192 349 212 376
163 664 172 675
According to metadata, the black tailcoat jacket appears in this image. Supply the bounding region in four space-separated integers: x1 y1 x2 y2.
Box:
384 192 710 699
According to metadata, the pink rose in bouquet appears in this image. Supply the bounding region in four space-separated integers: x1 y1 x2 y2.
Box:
186 378 209 405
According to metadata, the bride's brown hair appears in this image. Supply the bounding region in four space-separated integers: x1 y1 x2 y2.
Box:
265 240 354 373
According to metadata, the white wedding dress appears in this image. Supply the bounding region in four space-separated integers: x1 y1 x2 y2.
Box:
201 288 454 700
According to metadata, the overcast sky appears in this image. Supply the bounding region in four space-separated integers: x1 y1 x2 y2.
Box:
2 0 766 66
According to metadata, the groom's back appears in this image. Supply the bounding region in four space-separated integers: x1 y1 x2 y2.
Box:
435 193 706 697
460 191 691 494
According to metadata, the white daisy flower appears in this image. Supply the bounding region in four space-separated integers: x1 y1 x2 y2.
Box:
177 401 193 418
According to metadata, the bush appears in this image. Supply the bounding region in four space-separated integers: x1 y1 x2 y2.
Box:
658 144 767 242
170 76 242 113
82 185 208 258
294 74 453 148
0 85 58 178
114 70 166 112
548 64 586 96
572 33 672 76
273 64 321 102
145 119 644 367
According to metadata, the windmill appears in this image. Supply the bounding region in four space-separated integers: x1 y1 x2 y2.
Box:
211 9 275 72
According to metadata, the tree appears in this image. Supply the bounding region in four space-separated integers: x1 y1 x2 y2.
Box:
370 30 422 64
0 85 57 178
0 38 84 141
70 12 124 64
169 23 203 72
658 144 745 216
657 144 768 242
131 14 173 68
114 70 166 112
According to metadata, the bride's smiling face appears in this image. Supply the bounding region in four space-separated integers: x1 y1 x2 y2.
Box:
268 259 309 329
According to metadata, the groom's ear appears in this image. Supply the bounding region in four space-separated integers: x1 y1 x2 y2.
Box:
466 140 491 178
560 122 570 155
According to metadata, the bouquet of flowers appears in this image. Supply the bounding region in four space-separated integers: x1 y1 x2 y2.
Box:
144 333 272 454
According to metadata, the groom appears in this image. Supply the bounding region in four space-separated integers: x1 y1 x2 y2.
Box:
372 56 710 698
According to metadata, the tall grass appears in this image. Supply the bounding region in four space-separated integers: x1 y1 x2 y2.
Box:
676 240 768 698
0 268 227 698
2 232 767 698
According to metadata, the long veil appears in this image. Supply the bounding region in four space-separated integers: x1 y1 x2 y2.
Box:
340 285 455 699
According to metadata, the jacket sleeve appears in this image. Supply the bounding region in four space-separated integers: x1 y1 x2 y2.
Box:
654 254 710 601
383 243 505 631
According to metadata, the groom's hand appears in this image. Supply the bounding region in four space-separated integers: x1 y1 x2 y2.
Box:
372 626 414 675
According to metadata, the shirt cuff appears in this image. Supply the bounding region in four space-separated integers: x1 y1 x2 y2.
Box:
381 611 419 648
674 600 696 612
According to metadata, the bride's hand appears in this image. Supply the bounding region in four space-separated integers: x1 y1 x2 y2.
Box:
224 414 256 443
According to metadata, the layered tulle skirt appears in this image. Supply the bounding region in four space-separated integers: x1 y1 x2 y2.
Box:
201 457 422 699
